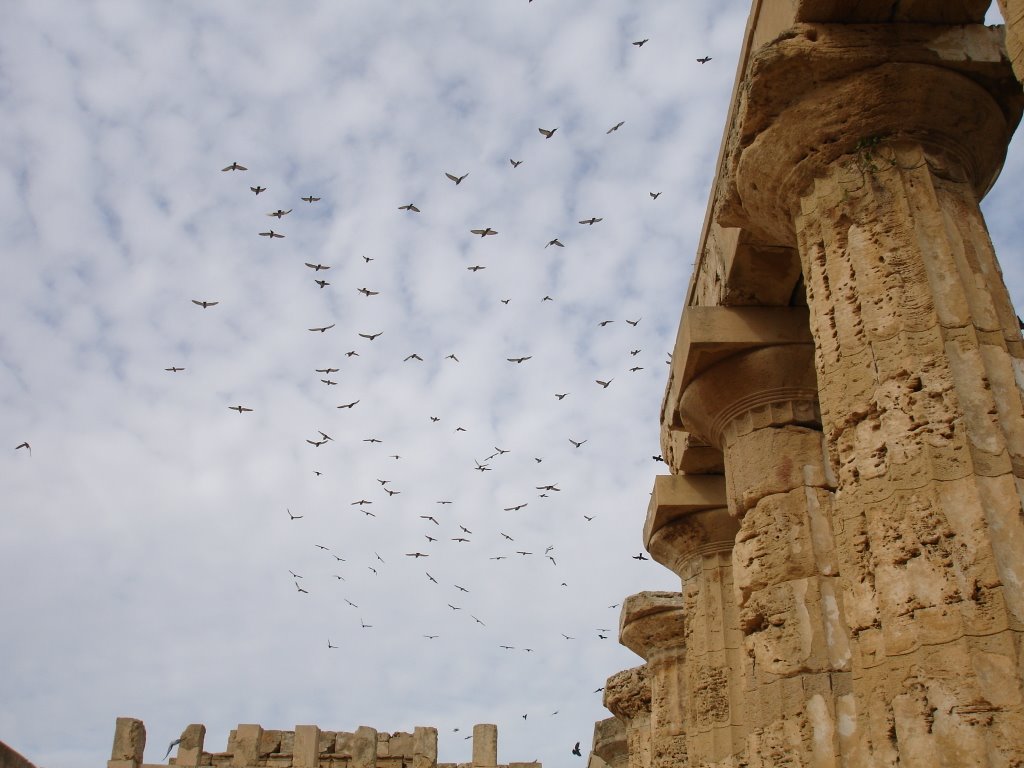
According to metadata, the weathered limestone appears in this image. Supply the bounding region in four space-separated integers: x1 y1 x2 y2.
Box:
590 717 627 768
602 3 1024 768
998 0 1024 83
112 719 523 768
603 667 652 768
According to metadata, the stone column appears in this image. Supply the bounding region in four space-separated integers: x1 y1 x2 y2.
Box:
720 22 1024 767
603 666 652 768
472 724 497 768
620 592 688 768
644 474 742 764
591 717 628 768
677 342 848 768
109 717 146 768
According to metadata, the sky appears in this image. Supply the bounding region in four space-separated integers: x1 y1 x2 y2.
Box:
2 2 1023 767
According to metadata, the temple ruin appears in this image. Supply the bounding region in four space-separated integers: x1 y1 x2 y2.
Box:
592 1 1024 766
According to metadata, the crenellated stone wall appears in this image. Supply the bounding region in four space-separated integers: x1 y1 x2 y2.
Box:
597 1 1024 766
109 719 538 768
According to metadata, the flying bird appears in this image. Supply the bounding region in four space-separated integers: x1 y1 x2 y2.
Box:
606 121 625 133
267 209 292 218
308 324 335 333
295 581 308 594
579 217 603 225
446 354 460 362
301 195 321 202
504 503 527 512
420 515 439 525
697 56 712 63
358 287 379 296
250 185 266 195
569 439 587 448
632 553 649 561
259 230 285 238
222 162 247 171
427 573 439 584
467 265 486 272
286 509 302 520
164 739 182 760
470 228 498 237
650 192 661 200
598 320 614 327
398 203 421 212
315 279 330 288
510 158 523 168
404 354 424 362
337 400 360 409
626 317 641 326
164 366 184 373
328 639 338 649
596 379 613 388
191 299 218 308
15 441 31 455
305 262 330 271
363 438 382 443
555 393 569 400
445 172 469 185
546 238 564 248
630 367 644 372
228 405 253 413
633 39 649 47
507 356 532 363
538 127 557 138
359 332 383 341
406 552 429 558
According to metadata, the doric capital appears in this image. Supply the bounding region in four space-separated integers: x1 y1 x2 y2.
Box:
718 24 1022 244
603 665 652 723
619 592 687 661
644 475 734 578
676 343 818 450
590 717 628 768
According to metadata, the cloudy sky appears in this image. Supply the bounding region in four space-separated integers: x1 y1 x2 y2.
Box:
2 2 1022 767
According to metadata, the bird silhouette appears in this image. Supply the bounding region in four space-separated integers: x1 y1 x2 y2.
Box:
404 353 424 362
228 405 253 413
633 39 648 47
555 393 569 400
267 209 292 218
250 185 266 194
398 203 421 212
510 158 523 168
546 238 564 248
572 743 582 757
606 121 624 134
632 553 649 561
315 279 330 288
359 332 383 341
191 299 218 308
471 228 498 237
626 317 641 326
596 378 613 388
337 400 360 409
507 356 532 363
286 509 303 520
164 366 184 373
164 739 182 760
308 324 335 333
579 217 603 225
301 195 321 202
305 262 330 271
569 439 587 448
538 127 557 138
697 56 712 63
259 230 285 238
467 265 486 272
221 162 247 171
358 287 379 296
445 172 469 184
15 441 31 455
650 192 661 200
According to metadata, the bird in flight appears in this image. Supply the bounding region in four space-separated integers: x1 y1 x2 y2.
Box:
451 537 470 543
295 581 308 594
500 532 514 541
572 743 582 757
259 230 285 238
579 217 603 225
315 279 330 289
697 56 712 63
632 553 649 561
606 121 625 134
510 158 523 168
359 332 383 341
471 615 485 626
427 573 438 584
626 317 641 326
165 366 184 373
633 39 648 47
546 238 564 248
337 400 360 409
267 209 292 218
598 320 614 327
222 162 247 171
555 393 569 400
541 295 553 302
445 172 469 185
474 460 491 472
467 265 486 272
471 227 498 237
406 552 429 558
286 508 302 520
398 203 421 212
538 127 557 138
191 299 218 308
630 366 644 373
569 438 587 448
360 618 372 628
650 192 661 200
596 379 613 388
15 441 31 455
308 324 335 333
454 584 469 593
420 515 440 525
228 405 253 413
630 349 642 356
404 353 424 362
436 500 453 505
306 438 327 447
358 287 379 296
301 195 321 203
352 499 372 506
305 262 331 271
537 484 561 492
584 515 594 521
250 185 266 195
504 503 527 511
507 356 532 363
424 635 439 640
328 639 338 649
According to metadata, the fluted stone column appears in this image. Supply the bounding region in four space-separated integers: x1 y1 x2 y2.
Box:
676 342 848 768
645 475 743 764
720 19 1024 767
604 666 653 768
620 592 688 768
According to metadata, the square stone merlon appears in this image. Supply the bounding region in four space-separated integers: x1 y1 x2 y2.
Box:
472 724 497 767
110 717 146 765
662 306 812 434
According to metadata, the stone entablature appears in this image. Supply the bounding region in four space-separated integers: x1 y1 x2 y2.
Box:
109 719 537 768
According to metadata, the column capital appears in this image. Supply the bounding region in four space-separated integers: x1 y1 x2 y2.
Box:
675 343 818 451
619 592 687 661
603 665 652 723
718 24 1022 244
644 475 735 577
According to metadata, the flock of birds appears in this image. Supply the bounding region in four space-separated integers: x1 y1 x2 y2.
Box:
13 33 716 763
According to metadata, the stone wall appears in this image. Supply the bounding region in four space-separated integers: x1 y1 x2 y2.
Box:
109 719 538 768
598 1 1024 766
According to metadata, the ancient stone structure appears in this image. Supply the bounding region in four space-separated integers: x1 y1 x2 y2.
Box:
107 719 538 768
598 1 1024 766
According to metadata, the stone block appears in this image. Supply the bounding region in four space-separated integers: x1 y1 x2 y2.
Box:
294 725 320 768
177 724 207 766
111 717 147 763
413 726 437 768
472 724 497 767
229 725 261 767
389 732 414 756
